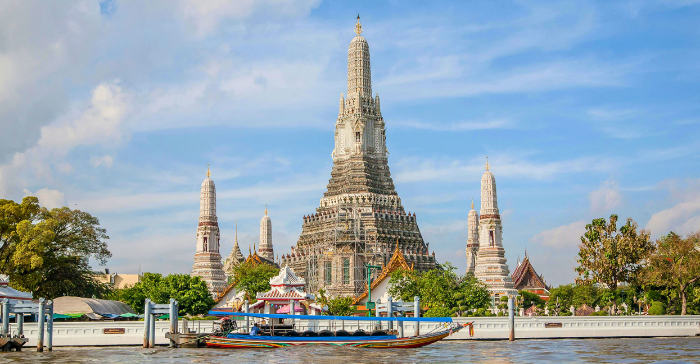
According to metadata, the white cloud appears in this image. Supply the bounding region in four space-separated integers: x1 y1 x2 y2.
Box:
588 180 623 214
23 188 66 209
90 155 114 168
394 154 617 183
178 0 322 36
531 220 586 249
646 180 700 236
393 119 512 131
38 83 130 151
0 82 130 197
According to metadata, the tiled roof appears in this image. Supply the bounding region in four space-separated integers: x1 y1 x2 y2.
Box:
353 242 412 304
256 286 312 300
511 255 549 291
270 265 305 286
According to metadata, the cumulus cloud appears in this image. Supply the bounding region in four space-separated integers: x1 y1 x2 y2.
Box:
23 188 67 209
588 180 623 214
646 179 700 236
0 82 130 197
531 220 587 249
90 155 114 168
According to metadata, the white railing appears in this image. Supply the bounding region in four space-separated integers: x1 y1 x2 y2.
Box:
6 315 700 346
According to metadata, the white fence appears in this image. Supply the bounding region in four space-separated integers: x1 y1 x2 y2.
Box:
6 315 700 346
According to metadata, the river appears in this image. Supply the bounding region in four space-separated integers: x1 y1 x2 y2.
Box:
2 337 698 363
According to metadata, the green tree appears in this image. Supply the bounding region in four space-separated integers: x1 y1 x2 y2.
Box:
0 197 112 299
315 289 354 316
388 262 490 316
230 261 279 302
643 231 700 315
519 290 545 309
576 215 652 290
109 273 214 315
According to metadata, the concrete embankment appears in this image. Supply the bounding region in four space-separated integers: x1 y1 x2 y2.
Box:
8 316 700 346
448 316 700 340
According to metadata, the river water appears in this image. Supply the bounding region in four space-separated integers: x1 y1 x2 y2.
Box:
2 338 698 363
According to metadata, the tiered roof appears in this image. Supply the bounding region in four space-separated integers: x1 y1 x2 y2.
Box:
353 242 412 304
511 253 550 299
270 265 305 287
256 265 313 302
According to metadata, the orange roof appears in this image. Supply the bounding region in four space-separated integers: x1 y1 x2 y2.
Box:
352 242 413 304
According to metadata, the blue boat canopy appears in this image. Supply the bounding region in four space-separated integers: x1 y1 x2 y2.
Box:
208 311 453 322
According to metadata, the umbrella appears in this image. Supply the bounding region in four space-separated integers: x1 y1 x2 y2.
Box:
276 304 304 314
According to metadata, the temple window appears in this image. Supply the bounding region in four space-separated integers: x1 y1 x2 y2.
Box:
343 259 350 284
325 262 332 284
489 231 495 247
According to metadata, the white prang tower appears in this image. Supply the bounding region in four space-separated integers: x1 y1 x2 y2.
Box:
465 199 479 275
474 158 517 300
191 166 227 295
258 205 274 262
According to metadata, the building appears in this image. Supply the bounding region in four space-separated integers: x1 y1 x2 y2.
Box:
473 159 518 300
223 222 245 277
281 16 436 298
511 251 550 300
215 249 280 309
258 206 274 262
0 275 32 303
95 272 141 289
352 243 412 307
465 199 479 275
255 265 314 314
191 167 227 296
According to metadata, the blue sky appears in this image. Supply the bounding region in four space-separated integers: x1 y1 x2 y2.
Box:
1 0 699 286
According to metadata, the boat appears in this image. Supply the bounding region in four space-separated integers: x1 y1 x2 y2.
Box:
205 311 472 349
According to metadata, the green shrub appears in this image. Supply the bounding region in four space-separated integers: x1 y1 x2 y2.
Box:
590 310 608 316
648 301 666 315
425 306 452 317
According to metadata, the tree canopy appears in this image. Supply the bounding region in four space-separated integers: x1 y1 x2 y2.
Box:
643 231 700 315
230 260 279 302
109 273 215 315
0 197 112 299
388 262 490 317
576 214 652 290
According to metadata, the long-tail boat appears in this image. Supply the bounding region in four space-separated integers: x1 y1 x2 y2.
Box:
206 311 473 349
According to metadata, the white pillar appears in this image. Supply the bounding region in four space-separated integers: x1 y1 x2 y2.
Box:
508 297 514 341
244 300 250 333
37 298 45 352
46 301 53 351
414 296 420 336
387 296 393 331
143 299 151 348
1 298 9 336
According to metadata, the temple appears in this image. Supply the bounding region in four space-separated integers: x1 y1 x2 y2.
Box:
465 199 479 275
258 205 274 262
473 159 518 300
191 166 227 296
511 250 550 300
223 221 245 276
281 16 436 298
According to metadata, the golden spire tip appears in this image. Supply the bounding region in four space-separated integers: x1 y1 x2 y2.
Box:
355 14 363 35
206 163 211 178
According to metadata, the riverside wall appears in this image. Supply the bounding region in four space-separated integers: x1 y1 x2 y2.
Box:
8 316 700 346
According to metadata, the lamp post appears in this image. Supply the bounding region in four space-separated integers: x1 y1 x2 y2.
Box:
365 264 382 317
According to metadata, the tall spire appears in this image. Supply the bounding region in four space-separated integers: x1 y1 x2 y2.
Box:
192 169 226 295
485 157 490 171
259 206 274 261
347 15 371 99
235 220 238 243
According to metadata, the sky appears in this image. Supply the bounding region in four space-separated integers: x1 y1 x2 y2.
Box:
1 0 699 287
